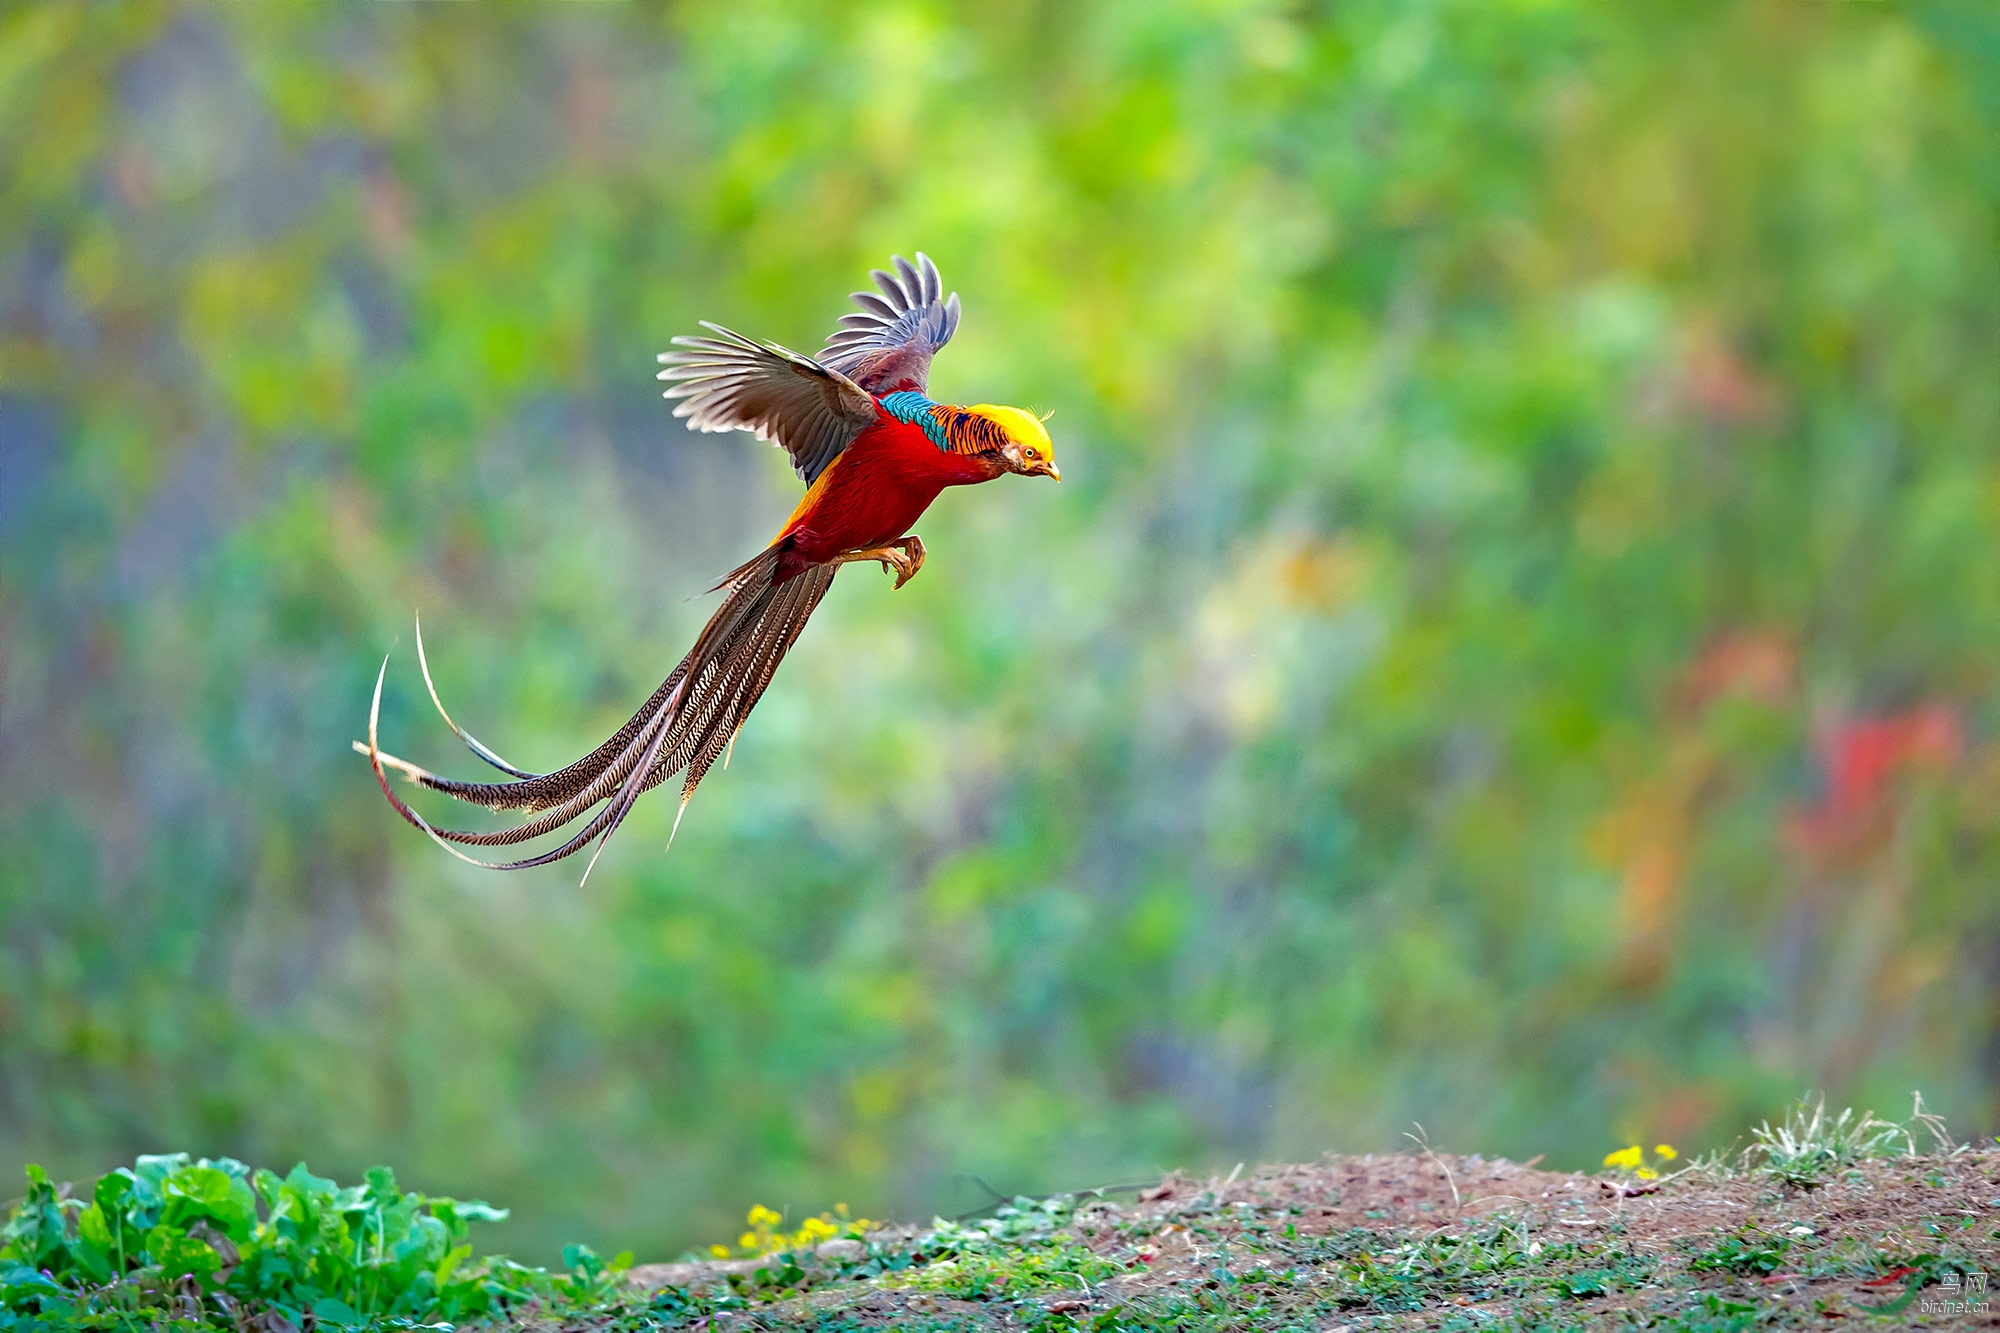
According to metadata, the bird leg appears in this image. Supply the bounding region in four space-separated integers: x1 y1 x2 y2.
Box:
834 534 926 590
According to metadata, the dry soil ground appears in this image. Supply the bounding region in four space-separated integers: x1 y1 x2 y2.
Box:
598 1148 2000 1331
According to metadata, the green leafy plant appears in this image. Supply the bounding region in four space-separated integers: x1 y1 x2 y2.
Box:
1653 1292 1760 1333
0 1155 627 1330
1685 1231 1792 1277
881 1197 1119 1303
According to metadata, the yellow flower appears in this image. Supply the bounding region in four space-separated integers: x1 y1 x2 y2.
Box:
709 1245 729 1258
1602 1145 1643 1170
834 1203 849 1216
738 1231 757 1249
1635 1168 1658 1181
1654 1144 1677 1161
747 1204 782 1226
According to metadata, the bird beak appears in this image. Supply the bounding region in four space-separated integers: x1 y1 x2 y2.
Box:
1038 460 1061 482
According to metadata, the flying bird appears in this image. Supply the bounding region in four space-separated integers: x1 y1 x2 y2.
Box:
361 253 1059 877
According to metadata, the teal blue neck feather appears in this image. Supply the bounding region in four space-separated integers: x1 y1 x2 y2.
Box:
879 391 952 452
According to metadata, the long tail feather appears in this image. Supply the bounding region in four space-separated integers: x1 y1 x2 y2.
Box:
362 547 835 870
372 548 780 814
367 657 683 871
577 680 680 887
416 610 542 779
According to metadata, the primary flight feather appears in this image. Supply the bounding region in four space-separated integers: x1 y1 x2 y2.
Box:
361 253 1059 876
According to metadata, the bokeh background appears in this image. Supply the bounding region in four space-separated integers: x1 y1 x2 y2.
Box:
4 0 1999 1262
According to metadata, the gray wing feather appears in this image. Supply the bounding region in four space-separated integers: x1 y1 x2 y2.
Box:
850 292 899 320
656 322 878 484
818 251 961 396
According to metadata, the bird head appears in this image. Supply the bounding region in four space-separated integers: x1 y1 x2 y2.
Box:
968 404 1060 481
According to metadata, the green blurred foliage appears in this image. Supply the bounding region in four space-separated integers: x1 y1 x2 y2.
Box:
2 0 1997 1263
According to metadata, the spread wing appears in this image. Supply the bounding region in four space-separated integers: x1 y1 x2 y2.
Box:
817 252 961 396
657 323 878 484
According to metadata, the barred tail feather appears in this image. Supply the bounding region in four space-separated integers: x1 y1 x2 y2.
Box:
361 548 837 873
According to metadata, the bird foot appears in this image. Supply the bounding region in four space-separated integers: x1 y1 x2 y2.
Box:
838 535 926 589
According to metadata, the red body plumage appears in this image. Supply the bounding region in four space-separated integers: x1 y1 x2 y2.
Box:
774 412 1003 580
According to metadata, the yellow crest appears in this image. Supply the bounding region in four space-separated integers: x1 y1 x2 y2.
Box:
967 404 1055 460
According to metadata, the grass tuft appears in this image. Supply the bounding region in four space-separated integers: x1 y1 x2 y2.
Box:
1745 1091 1953 1189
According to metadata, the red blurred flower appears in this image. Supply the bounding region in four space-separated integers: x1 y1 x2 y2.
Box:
1785 706 1960 863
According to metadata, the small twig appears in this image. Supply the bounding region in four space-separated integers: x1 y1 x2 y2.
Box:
1467 1193 1532 1210
1405 1123 1461 1209
947 1175 1161 1221
1598 1178 1660 1198
945 1176 1014 1220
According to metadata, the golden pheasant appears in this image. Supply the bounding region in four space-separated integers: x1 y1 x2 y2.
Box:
362 253 1059 876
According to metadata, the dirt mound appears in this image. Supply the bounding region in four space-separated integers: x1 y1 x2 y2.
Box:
615 1148 1998 1330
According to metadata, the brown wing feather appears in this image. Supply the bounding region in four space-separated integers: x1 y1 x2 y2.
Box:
656 323 877 484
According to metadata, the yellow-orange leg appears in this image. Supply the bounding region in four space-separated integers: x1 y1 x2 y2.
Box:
834 534 926 589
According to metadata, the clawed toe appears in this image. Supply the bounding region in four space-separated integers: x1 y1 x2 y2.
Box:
837 537 927 589
889 536 926 589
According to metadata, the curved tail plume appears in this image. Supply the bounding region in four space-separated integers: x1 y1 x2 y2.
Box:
358 548 837 879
